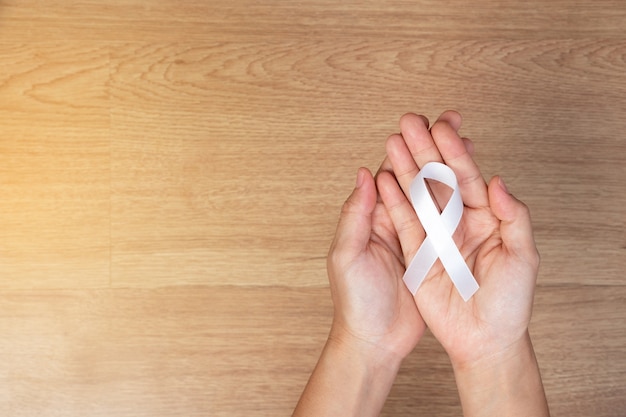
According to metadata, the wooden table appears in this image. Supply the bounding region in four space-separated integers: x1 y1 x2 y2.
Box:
1 1 624 415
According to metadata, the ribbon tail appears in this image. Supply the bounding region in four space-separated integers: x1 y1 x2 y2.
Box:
439 245 480 302
402 237 438 295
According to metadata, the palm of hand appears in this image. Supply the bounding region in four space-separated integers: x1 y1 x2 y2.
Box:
330 198 426 360
375 112 541 365
414 201 536 365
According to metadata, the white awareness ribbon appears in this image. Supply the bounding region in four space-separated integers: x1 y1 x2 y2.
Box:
402 162 479 302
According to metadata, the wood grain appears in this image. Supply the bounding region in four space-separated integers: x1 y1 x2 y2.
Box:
0 286 623 416
0 43 110 288
107 40 625 286
0 287 331 416
532 287 626 417
3 1 626 42
0 1 625 416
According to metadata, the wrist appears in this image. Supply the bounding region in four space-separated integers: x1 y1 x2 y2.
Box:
328 323 404 375
451 331 550 417
450 331 532 374
292 327 401 417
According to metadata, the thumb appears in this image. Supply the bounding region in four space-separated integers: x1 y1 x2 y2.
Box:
331 168 377 258
488 176 540 264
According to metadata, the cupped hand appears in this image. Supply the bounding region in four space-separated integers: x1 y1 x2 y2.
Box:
377 111 540 367
327 165 426 363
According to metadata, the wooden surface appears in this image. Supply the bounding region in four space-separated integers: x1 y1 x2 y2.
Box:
0 1 624 415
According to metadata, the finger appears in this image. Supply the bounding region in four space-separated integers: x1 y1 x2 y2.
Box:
385 133 420 197
397 111 462 170
430 120 489 208
399 113 443 169
435 109 463 132
331 168 377 259
377 171 425 265
386 131 455 213
488 176 540 267
398 111 467 211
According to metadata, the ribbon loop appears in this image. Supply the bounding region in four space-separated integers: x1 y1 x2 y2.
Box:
402 162 479 302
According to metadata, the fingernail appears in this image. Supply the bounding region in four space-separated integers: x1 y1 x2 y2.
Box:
498 176 510 194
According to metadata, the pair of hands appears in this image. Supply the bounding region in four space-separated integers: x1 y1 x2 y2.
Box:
327 110 540 369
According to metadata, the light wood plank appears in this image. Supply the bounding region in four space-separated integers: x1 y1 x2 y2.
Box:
0 287 331 416
109 41 625 287
0 1 624 416
532 287 626 417
0 286 623 416
0 43 110 288
2 1 626 42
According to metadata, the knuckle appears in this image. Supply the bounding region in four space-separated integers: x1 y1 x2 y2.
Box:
340 196 358 216
458 171 483 186
397 216 419 233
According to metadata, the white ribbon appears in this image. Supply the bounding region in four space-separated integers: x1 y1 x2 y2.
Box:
402 162 479 302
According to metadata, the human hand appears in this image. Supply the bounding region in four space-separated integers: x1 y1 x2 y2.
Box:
295 111 548 417
293 162 429 417
376 111 541 368
326 163 426 365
